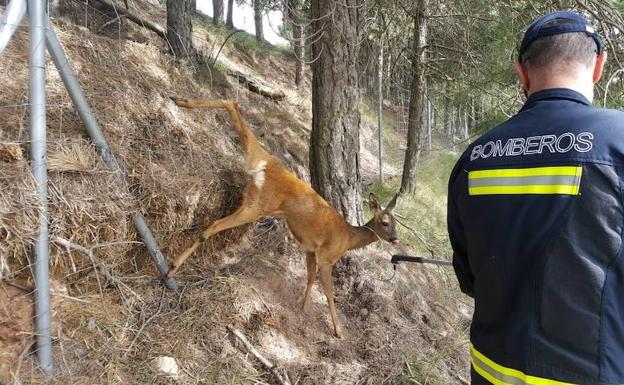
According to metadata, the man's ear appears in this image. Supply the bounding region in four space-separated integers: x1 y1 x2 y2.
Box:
593 51 607 84
515 62 530 94
369 193 381 213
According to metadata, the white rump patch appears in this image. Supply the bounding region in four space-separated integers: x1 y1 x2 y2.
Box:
249 160 267 189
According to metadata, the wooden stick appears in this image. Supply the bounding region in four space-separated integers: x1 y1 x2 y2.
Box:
52 236 142 300
230 71 287 101
226 325 292 385
93 0 166 39
394 214 436 257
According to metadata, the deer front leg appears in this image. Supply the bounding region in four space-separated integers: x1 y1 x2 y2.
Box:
301 252 317 313
318 262 343 338
167 205 261 277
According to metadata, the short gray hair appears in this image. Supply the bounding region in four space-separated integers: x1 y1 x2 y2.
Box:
519 20 598 69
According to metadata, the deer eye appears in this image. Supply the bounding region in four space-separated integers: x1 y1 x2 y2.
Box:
381 221 389 227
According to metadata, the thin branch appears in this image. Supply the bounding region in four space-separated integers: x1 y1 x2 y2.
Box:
227 325 292 385
93 0 166 39
393 214 435 258
51 236 142 301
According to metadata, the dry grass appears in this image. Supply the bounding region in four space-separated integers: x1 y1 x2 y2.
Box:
0 1 470 383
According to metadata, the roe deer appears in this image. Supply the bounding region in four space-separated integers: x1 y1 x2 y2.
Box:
167 98 399 338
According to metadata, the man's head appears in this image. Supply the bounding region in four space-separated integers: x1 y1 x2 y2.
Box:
514 11 607 101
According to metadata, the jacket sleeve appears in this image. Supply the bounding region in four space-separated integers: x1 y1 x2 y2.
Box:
448 171 474 297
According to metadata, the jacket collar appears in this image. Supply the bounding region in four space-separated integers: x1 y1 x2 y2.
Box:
520 88 592 112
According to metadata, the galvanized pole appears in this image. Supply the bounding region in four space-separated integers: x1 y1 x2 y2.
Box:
45 25 178 291
29 0 53 374
0 0 27 55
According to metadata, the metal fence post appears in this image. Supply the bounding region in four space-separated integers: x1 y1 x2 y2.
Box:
0 0 26 54
28 0 53 374
45 25 178 291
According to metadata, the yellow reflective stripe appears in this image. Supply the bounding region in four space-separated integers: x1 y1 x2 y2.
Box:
469 184 580 196
468 166 582 196
470 344 576 385
469 166 582 179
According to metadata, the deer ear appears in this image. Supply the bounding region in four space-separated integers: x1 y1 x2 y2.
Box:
386 193 399 212
369 193 381 212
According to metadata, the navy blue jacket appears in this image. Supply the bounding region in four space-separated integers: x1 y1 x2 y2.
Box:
448 88 624 385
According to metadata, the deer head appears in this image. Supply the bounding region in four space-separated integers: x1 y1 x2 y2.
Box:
367 193 400 245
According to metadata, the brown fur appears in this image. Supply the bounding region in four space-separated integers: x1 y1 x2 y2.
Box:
167 98 399 337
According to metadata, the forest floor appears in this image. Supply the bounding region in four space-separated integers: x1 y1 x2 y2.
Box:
0 1 472 384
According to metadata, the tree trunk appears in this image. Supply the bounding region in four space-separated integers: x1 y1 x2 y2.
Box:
166 0 195 58
463 107 469 139
226 0 234 28
213 0 224 25
288 0 305 88
377 41 384 183
253 0 264 43
400 0 427 195
427 98 432 151
310 0 363 224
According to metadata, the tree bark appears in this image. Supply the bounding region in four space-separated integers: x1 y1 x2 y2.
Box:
287 0 305 87
166 0 195 58
213 0 224 25
427 98 432 151
226 0 234 28
310 0 363 224
400 0 427 195
253 0 264 43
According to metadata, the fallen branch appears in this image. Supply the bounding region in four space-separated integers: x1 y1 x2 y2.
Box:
93 0 166 39
52 236 142 301
123 287 165 358
394 214 436 257
231 71 287 101
227 325 292 385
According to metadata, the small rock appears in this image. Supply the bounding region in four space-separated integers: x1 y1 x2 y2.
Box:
359 308 369 319
154 356 179 377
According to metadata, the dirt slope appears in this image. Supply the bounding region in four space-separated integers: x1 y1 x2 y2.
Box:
0 1 471 384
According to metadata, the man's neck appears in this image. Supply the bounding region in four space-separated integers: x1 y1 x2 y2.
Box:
527 76 594 103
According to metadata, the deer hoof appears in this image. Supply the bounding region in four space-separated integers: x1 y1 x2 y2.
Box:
165 265 178 278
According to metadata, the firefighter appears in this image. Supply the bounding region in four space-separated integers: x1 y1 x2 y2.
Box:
447 11 624 385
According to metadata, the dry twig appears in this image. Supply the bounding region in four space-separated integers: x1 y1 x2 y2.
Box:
227 325 292 385
51 236 142 301
93 0 166 39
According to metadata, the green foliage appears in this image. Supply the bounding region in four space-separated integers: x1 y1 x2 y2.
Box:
372 0 624 148
193 11 292 57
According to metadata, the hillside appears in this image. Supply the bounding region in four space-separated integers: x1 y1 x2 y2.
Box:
0 2 471 384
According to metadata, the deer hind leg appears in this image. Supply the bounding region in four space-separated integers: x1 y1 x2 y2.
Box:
167 204 262 277
301 252 317 313
318 262 343 338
